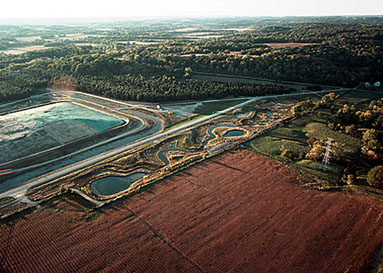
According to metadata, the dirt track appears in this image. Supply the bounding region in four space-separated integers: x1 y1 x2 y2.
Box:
1 150 382 272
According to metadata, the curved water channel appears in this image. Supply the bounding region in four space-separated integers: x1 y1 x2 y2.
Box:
159 124 238 164
92 124 245 196
202 124 237 146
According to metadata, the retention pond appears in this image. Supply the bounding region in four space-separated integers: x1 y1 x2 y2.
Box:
91 172 147 196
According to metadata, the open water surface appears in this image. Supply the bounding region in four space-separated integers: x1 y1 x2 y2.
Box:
2 102 124 132
91 172 147 196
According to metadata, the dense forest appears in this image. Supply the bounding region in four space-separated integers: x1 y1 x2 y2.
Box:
0 16 382 102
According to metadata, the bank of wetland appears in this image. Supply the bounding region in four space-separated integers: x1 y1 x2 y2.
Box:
6 91 355 205
24 95 296 202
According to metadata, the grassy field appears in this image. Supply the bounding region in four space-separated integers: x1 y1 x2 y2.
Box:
339 90 383 109
245 103 361 183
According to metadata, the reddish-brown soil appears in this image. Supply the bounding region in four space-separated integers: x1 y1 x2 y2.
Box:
1 150 383 272
264 42 318 48
43 194 95 212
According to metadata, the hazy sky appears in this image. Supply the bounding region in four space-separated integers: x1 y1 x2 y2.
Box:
0 0 382 19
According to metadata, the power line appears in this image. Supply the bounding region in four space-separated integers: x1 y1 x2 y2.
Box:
321 137 334 170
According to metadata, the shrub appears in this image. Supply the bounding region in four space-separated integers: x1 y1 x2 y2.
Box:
340 167 356 185
341 174 354 185
367 166 383 188
281 149 294 162
305 141 323 161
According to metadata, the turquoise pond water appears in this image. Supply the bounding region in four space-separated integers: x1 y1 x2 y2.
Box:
6 102 124 131
91 172 147 196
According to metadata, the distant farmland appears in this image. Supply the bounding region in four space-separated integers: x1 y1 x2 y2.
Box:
1 150 382 272
263 42 318 48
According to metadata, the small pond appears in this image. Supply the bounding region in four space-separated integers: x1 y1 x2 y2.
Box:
223 130 245 138
91 172 147 196
158 142 185 164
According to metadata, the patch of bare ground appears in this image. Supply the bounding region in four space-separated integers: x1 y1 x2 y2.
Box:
264 42 318 48
1 150 382 272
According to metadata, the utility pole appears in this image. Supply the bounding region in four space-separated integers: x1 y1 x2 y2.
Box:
321 137 333 170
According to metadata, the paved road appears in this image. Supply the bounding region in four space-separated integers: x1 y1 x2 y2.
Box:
0 88 348 200
50 89 159 112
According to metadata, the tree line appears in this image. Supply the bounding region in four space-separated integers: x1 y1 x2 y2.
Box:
0 19 382 102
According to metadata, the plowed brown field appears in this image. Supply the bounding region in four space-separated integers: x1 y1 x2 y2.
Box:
1 150 383 273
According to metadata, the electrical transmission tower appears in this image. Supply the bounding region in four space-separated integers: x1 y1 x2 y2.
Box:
321 137 334 170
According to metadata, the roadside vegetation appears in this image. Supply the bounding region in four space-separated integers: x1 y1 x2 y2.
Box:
0 197 15 206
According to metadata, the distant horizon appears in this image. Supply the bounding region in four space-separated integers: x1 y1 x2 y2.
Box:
1 0 382 23
1 14 383 25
